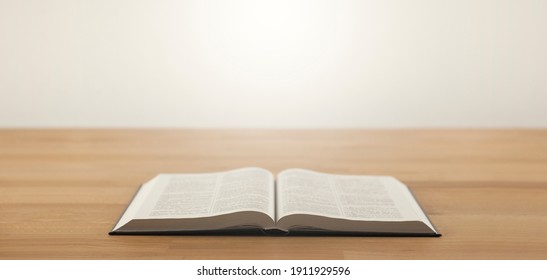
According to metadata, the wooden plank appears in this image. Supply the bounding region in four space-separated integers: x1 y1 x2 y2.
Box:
1 129 546 259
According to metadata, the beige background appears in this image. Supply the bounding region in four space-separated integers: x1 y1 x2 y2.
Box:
1 0 546 128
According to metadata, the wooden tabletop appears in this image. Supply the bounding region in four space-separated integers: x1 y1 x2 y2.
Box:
1 129 546 259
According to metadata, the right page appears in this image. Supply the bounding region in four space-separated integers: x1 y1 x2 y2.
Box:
276 169 439 236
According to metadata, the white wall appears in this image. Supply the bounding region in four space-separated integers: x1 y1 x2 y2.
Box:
1 0 546 128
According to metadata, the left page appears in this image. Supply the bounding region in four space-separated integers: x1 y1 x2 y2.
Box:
111 167 276 233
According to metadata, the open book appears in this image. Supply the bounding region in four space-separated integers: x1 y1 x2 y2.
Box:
110 168 440 236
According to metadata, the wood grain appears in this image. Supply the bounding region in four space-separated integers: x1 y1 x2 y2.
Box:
1 129 546 259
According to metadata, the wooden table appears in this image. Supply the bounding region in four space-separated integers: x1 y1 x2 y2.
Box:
1 129 546 259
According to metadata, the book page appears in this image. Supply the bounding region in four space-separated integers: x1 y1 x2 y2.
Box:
276 169 421 222
134 167 275 220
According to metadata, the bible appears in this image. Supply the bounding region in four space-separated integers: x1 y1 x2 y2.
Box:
109 167 440 236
